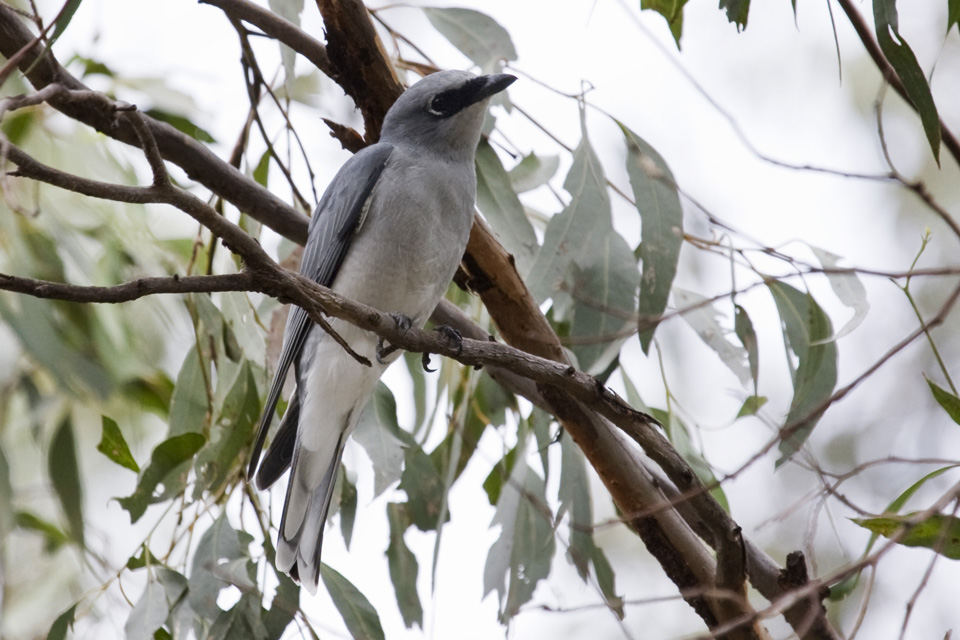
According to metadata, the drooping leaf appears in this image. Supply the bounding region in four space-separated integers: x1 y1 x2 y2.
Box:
508 153 559 193
354 382 408 497
121 372 174 417
49 0 84 47
338 466 358 549
719 0 750 30
253 149 271 188
49 416 84 547
734 304 759 391
268 0 304 94
116 433 205 523
558 434 594 580
950 0 960 34
926 377 960 426
665 412 729 512
320 564 386 640
194 360 260 497
640 0 690 46
530 408 554 481
619 122 683 353
423 7 518 72
189 513 254 621
125 577 170 640
47 604 78 640
852 513 960 559
263 570 299 640
208 592 269 640
0 447 11 540
674 288 751 386
126 545 162 570
475 139 538 275
398 444 447 532
767 281 838 465
810 246 868 339
386 503 424 629
97 415 140 472
483 444 519 507
873 0 941 162
483 438 555 623
591 544 624 619
168 348 210 437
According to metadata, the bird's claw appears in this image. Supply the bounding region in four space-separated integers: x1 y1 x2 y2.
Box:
376 313 413 364
421 325 463 372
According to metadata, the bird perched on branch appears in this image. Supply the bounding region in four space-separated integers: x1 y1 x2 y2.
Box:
248 70 516 592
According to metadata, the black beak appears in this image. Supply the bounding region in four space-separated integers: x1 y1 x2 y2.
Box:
475 74 517 102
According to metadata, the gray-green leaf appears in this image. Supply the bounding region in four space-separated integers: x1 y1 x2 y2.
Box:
386 503 424 628
117 433 205 523
423 8 518 73
97 415 139 472
49 416 84 547
674 288 750 386
124 578 170 640
321 564 386 640
619 122 683 354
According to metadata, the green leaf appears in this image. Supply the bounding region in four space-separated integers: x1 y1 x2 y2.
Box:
640 0 690 46
423 7 518 72
398 445 447 532
126 545 163 570
208 593 269 640
354 382 408 497
483 438 556 623
253 149 271 187
125 578 170 640
15 511 71 552
263 570 299 640
194 361 260 496
619 122 683 354
666 413 729 512
49 416 84 547
386 503 424 628
49 0 84 46
767 281 838 465
483 445 519 506
47 604 78 640
926 377 960 426
268 0 304 95
116 433 205 523
950 0 960 34
591 545 624 619
144 109 216 144
121 373 175 417
508 153 559 193
475 139 538 275
189 513 254 621
97 416 140 472
810 246 869 339
320 564 386 640
736 395 768 418
852 513 960 559
0 446 11 540
168 348 210 437
734 304 759 391
674 289 751 386
873 0 941 162
338 466 358 549
558 434 594 580
719 0 750 30
1 109 35 146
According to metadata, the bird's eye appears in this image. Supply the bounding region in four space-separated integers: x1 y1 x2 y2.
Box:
427 90 463 117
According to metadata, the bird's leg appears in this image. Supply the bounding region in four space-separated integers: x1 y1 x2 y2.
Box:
421 325 463 372
376 313 412 364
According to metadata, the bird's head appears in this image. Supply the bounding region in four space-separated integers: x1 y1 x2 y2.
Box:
380 70 516 160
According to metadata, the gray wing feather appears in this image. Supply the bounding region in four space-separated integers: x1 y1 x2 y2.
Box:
247 143 395 481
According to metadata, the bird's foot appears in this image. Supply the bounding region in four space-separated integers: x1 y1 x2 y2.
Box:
421 325 463 372
376 313 413 364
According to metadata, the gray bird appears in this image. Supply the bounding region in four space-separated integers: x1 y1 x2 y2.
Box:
248 70 516 592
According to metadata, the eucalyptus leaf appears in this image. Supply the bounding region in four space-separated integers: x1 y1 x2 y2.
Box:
619 122 682 353
354 382 408 497
189 513 253 621
639 0 690 46
475 140 538 275
767 281 838 465
49 416 84 547
926 377 960 426
117 433 205 523
810 246 868 339
46 604 78 640
125 578 170 640
852 513 960 560
873 0 941 162
674 288 751 386
386 503 424 628
97 415 139 472
719 0 750 30
734 304 759 391
168 349 210 437
423 7 518 72
321 564 386 640
338 466 358 549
